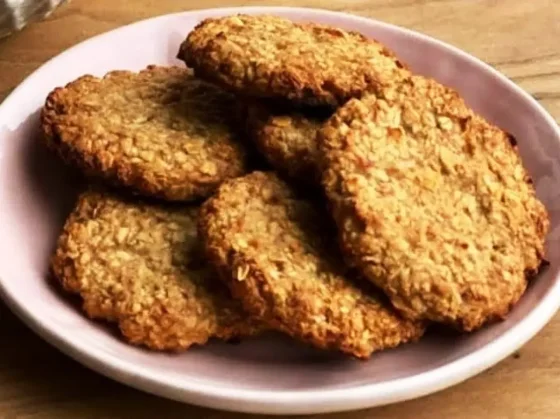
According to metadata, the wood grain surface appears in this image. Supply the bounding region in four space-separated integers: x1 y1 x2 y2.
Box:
1 0 559 418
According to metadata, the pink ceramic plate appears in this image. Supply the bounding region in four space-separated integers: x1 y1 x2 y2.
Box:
0 7 559 415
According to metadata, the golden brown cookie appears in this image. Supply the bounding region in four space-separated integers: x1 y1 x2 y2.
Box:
51 187 260 351
320 75 549 331
41 65 248 202
245 104 328 182
198 171 424 359
178 15 410 107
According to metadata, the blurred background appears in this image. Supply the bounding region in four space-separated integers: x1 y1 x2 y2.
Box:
0 0 67 39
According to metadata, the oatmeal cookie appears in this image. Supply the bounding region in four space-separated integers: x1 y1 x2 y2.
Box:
320 75 549 331
245 104 327 182
51 187 259 351
178 15 410 107
41 65 248 201
198 171 424 358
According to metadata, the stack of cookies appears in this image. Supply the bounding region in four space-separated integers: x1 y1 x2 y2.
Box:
43 15 549 358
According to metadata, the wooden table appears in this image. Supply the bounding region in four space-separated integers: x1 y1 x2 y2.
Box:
1 0 559 417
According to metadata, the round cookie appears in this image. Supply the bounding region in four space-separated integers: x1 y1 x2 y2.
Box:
51 188 260 351
198 171 424 359
320 75 549 331
41 65 248 202
178 15 410 107
245 104 327 182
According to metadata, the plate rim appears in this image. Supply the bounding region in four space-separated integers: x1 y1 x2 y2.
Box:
1 6 560 415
